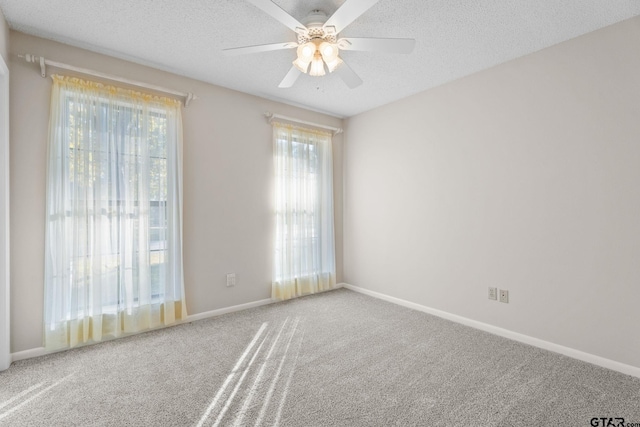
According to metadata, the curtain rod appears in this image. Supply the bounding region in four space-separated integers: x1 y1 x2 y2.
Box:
264 112 343 135
19 54 196 107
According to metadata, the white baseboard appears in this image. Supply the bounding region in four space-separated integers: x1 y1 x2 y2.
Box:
11 346 47 362
341 283 640 379
185 298 274 323
11 297 275 363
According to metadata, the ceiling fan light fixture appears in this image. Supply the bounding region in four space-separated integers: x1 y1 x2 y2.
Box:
325 56 344 73
293 57 311 73
319 41 339 62
293 41 317 73
296 42 315 61
309 53 326 77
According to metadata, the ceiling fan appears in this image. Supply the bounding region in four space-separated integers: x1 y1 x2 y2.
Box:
223 0 416 89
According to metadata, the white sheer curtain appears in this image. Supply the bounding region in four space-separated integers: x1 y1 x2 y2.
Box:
272 123 336 301
44 75 186 350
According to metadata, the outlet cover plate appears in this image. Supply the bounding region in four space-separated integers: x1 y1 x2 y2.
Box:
488 287 497 300
226 273 236 287
499 289 509 303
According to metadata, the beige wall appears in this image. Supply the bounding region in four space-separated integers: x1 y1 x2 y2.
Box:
9 31 344 353
0 8 8 62
0 8 8 370
344 17 640 369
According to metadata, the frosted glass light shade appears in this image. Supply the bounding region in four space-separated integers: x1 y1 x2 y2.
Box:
319 42 339 62
294 41 317 73
293 58 311 73
297 42 315 61
309 54 326 77
325 57 344 73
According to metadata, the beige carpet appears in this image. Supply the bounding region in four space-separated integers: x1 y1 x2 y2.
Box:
1 288 639 426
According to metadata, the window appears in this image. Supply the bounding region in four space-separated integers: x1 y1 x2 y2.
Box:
44 75 186 349
272 123 336 300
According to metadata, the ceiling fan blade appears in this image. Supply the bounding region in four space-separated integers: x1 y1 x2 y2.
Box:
323 0 380 34
223 42 298 56
338 37 415 54
278 66 302 88
335 61 363 89
245 0 307 33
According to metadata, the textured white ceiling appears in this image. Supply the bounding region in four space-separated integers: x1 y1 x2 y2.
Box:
0 0 639 117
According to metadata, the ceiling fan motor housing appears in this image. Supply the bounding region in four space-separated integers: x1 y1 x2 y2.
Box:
298 10 337 44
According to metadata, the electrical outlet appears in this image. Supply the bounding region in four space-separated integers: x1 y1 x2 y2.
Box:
488 287 497 300
226 273 236 287
499 289 509 303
